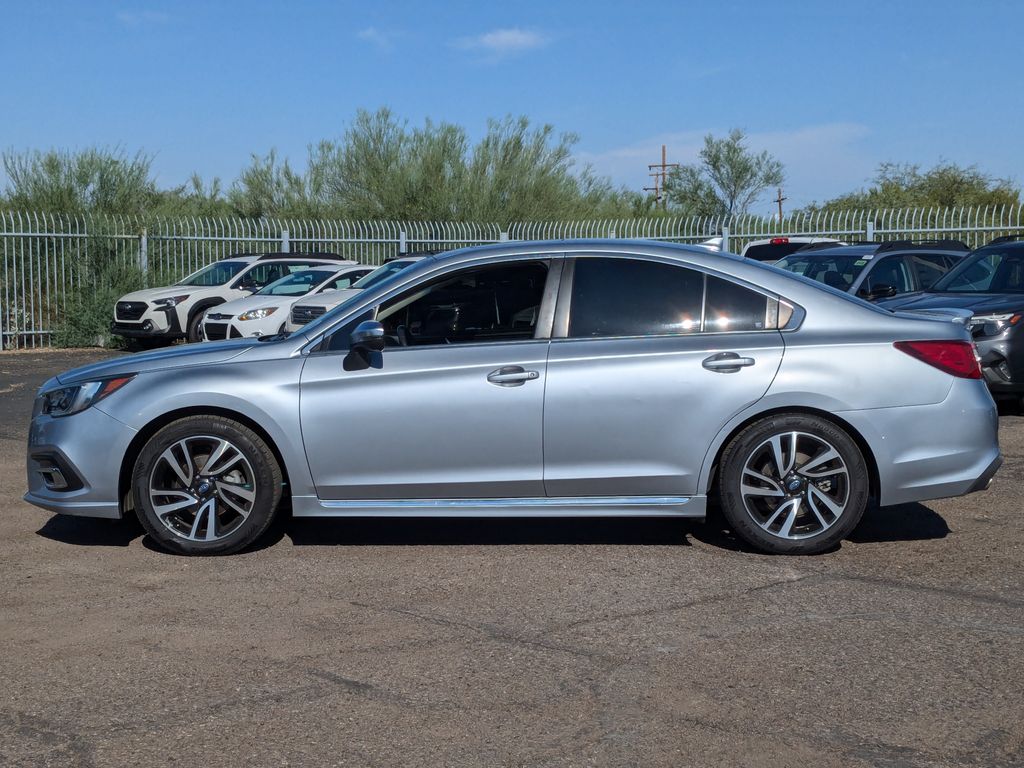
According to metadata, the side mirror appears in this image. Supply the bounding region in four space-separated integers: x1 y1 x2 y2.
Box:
859 283 898 300
350 320 385 352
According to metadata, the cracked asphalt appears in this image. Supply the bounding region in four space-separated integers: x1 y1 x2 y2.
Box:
1 349 1022 767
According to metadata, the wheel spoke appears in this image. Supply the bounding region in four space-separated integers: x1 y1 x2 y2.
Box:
152 491 198 518
189 498 217 541
798 447 846 479
778 497 801 538
160 443 194 486
808 484 845 517
203 439 243 476
742 483 785 498
216 482 253 518
769 433 797 478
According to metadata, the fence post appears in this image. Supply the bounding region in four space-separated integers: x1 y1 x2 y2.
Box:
721 225 730 254
865 221 875 242
399 230 407 254
139 228 149 288
280 229 290 253
499 231 509 242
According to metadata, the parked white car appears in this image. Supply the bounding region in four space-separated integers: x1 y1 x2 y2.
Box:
201 264 372 341
112 253 353 344
285 255 428 333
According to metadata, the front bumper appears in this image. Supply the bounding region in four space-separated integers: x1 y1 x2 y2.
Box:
24 405 137 519
111 306 183 339
976 335 1024 396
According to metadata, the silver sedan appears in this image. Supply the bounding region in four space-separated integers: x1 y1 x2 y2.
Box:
25 241 1001 555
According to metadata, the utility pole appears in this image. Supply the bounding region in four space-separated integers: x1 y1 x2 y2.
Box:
774 187 788 223
644 145 679 210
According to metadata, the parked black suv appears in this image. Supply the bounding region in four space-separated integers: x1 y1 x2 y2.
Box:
879 236 1024 400
774 240 969 301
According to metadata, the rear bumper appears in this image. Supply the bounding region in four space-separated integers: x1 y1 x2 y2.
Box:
840 378 1002 507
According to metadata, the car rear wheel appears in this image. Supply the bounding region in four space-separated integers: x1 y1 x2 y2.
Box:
132 416 282 555
717 414 869 555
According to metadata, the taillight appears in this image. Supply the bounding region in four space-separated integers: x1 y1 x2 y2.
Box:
770 237 789 245
894 340 982 379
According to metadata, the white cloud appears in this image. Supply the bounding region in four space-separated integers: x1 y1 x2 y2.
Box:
454 27 550 59
115 10 169 27
357 26 398 50
577 123 874 214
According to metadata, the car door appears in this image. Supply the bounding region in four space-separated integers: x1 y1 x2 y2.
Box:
543 255 785 497
299 257 558 500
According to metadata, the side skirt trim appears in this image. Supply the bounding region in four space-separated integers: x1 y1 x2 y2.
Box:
291 495 707 518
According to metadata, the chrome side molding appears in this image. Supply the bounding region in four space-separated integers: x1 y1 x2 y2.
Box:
291 495 707 518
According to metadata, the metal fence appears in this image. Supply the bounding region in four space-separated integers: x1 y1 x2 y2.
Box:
3 206 1023 348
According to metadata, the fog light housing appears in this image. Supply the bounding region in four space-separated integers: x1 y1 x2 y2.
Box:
142 320 153 331
31 453 82 491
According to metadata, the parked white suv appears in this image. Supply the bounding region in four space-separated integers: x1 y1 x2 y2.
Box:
112 253 351 344
285 255 428 333
201 263 372 341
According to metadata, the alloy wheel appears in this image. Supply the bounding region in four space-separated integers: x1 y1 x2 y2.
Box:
739 431 850 540
148 435 257 542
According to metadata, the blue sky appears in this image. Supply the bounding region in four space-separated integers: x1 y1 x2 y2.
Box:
2 0 1021 215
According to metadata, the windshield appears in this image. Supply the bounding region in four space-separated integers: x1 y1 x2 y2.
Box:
773 253 872 292
931 249 1024 293
351 259 417 289
256 269 334 296
177 260 247 287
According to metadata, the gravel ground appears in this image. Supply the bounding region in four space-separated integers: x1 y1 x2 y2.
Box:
1 349 1022 767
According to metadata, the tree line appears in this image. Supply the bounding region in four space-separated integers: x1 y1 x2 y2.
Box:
1 108 1019 224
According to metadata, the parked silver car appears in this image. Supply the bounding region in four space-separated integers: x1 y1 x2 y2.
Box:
26 241 1001 556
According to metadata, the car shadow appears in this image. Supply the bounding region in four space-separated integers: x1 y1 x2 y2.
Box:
687 501 950 554
284 516 696 547
35 502 949 553
36 514 145 548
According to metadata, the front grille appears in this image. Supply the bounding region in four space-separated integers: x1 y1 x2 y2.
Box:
291 305 326 325
205 313 231 321
204 323 228 341
116 301 147 321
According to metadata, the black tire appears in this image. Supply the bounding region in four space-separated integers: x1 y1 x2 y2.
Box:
717 414 869 555
132 415 283 555
186 311 205 343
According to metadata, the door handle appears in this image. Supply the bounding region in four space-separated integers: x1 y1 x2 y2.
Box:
702 352 755 372
487 366 540 386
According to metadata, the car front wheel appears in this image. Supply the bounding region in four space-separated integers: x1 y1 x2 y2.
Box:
132 416 282 555
717 414 869 555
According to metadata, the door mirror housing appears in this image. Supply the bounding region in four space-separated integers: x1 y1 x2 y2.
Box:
859 283 898 300
350 320 385 352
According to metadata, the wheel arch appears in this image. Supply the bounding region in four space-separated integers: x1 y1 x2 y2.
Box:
702 406 880 503
118 406 291 516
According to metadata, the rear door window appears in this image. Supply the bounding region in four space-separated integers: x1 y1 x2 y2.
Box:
569 258 704 337
861 256 912 295
567 257 776 337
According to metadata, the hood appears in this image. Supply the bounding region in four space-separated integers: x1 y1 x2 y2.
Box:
879 291 1024 314
119 285 226 303
57 340 256 384
208 293 292 317
293 287 360 310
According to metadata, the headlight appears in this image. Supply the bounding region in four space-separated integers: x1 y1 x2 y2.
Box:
970 313 1022 337
154 295 190 307
237 307 278 321
40 376 135 417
